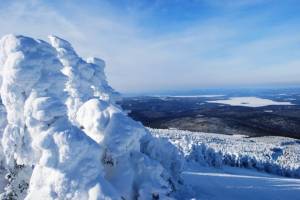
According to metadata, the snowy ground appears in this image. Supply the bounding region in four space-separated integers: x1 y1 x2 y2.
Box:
150 128 300 199
207 96 294 107
183 166 300 200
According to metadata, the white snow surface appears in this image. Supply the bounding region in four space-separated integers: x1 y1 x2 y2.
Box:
183 166 300 200
0 35 180 200
208 96 294 107
150 128 300 199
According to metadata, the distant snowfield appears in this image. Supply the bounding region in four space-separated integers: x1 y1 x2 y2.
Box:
168 95 224 98
208 96 294 107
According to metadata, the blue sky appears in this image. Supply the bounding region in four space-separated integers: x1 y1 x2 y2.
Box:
0 0 300 93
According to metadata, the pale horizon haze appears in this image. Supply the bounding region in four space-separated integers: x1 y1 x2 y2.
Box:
0 0 300 93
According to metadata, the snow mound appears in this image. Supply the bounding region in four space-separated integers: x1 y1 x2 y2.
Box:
0 35 182 199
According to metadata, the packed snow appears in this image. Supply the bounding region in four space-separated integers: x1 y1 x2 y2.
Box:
208 97 294 107
183 166 300 200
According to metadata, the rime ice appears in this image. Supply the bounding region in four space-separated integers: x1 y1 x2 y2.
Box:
0 35 179 200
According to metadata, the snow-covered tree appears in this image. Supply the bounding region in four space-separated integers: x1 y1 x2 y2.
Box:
49 36 178 199
0 34 182 199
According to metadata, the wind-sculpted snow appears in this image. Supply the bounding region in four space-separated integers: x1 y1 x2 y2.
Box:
49 36 180 199
0 35 180 200
0 35 120 200
48 36 119 125
150 128 300 178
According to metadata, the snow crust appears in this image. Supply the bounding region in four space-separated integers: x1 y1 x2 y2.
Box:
0 35 181 200
208 96 294 107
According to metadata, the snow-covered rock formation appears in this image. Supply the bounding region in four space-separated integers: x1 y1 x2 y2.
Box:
0 35 182 200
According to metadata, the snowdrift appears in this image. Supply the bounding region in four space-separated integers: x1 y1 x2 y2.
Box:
0 35 182 200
